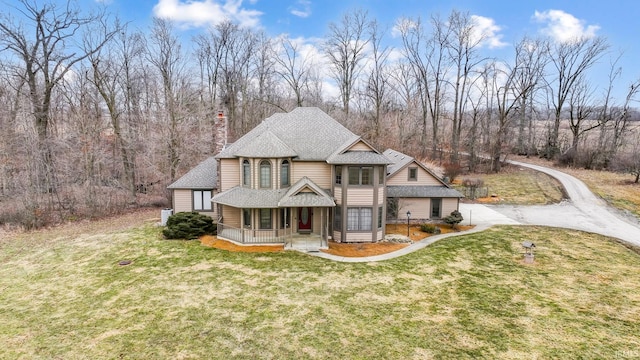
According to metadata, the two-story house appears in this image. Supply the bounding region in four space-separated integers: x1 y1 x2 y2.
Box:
168 107 463 248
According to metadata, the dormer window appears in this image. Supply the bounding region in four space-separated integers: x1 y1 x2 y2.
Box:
242 160 251 187
281 160 290 187
260 160 272 188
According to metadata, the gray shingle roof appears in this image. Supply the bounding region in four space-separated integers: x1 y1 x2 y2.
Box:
167 157 217 189
327 151 391 165
384 149 416 176
211 187 285 208
387 186 464 198
216 108 362 161
235 130 298 158
211 176 335 208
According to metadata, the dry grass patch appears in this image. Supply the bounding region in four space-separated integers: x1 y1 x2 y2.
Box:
1 213 639 359
462 165 565 205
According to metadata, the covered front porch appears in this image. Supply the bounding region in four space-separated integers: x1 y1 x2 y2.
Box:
216 206 330 250
212 176 336 250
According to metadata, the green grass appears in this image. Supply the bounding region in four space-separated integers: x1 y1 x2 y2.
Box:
459 167 566 205
1 222 639 359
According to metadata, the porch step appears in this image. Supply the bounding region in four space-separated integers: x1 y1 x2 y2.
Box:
285 235 327 252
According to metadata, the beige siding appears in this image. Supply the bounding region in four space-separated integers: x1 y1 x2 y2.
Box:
442 198 459 217
345 232 373 242
334 187 342 204
399 198 431 220
376 230 384 242
333 230 341 242
220 159 240 191
292 161 331 188
221 205 241 227
348 141 373 151
173 189 192 213
345 188 375 206
387 162 441 186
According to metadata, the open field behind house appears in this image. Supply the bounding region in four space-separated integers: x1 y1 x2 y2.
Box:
1 214 639 359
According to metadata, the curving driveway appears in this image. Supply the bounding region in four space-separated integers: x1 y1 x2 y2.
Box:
311 161 640 262
487 160 640 247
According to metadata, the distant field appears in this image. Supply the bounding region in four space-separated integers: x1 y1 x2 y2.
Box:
1 215 639 359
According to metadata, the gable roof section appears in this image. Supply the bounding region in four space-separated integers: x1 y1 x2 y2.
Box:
279 177 335 207
216 108 363 161
167 157 217 189
384 149 448 187
326 136 391 165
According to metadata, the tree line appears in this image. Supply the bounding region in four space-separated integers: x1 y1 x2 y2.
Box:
0 1 638 228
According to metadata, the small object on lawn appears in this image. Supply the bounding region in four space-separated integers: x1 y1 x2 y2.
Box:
522 241 536 254
118 260 132 266
522 241 536 264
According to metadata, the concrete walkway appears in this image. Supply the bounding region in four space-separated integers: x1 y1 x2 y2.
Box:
306 161 640 262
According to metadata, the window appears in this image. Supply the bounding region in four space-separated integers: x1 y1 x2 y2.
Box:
242 160 250 186
335 166 342 184
193 190 212 211
431 198 442 218
347 207 372 231
378 207 383 228
281 160 290 187
408 167 418 181
280 208 290 228
334 206 341 229
243 208 251 228
348 166 373 185
260 208 272 229
260 160 271 188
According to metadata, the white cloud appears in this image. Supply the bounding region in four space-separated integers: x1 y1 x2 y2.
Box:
152 0 263 28
533 9 600 43
471 15 507 49
290 0 312 18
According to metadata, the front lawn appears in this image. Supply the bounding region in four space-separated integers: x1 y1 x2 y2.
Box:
1 218 639 359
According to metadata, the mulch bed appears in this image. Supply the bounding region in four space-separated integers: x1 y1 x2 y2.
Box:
200 235 284 252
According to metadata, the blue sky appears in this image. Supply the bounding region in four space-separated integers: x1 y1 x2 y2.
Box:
100 0 639 101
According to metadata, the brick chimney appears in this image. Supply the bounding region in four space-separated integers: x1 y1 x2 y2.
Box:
214 110 228 156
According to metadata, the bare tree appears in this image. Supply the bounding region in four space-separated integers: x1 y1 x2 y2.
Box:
146 18 185 184
87 23 143 203
446 10 487 163
398 15 450 158
543 36 608 158
0 0 116 193
566 76 597 155
324 9 372 123
361 19 391 143
273 35 312 107
513 37 548 155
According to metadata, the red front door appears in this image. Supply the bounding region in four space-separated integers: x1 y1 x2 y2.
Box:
298 207 312 232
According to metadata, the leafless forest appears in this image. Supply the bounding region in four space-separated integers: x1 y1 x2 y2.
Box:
1 1 638 228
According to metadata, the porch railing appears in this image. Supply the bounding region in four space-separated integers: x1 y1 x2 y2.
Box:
217 223 292 244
